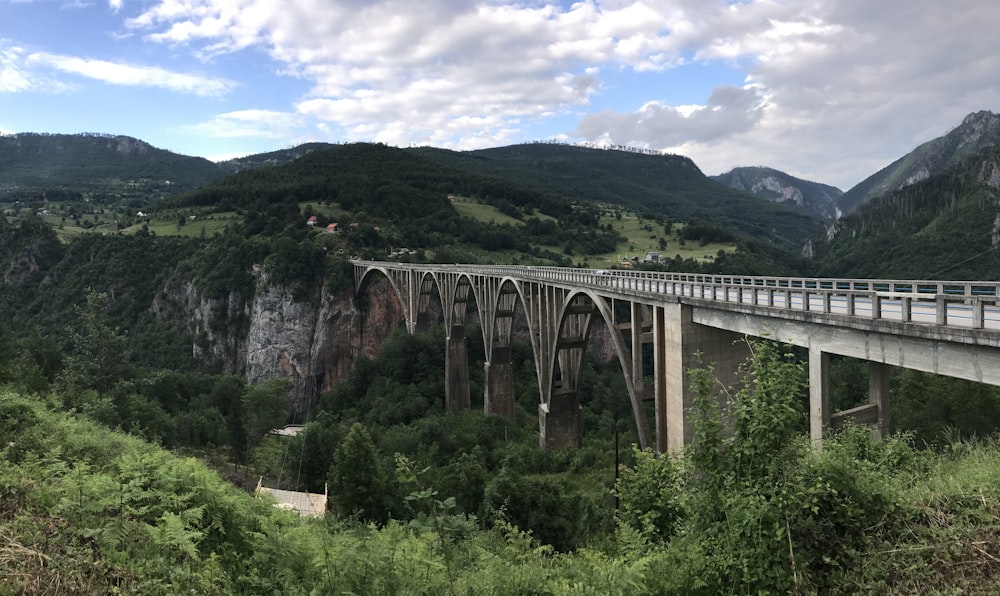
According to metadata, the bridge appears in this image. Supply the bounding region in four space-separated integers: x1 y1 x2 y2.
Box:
352 261 1000 451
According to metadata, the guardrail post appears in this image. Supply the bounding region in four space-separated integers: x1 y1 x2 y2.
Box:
935 297 946 325
901 296 912 323
973 298 985 329
870 293 880 319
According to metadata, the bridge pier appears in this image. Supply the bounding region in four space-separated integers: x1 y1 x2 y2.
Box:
539 387 582 449
869 362 890 439
484 345 515 417
445 324 471 410
809 348 832 443
655 303 749 452
813 354 892 442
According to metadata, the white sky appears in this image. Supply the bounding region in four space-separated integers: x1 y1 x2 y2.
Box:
1 0 998 190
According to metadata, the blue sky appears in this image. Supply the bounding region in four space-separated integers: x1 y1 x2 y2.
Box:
2 0 998 190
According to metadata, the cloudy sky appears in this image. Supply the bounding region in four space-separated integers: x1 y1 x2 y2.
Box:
1 0 997 190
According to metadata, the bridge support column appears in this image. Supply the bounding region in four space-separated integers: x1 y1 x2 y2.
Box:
484 345 515 417
445 324 470 410
655 303 748 452
809 348 831 443
869 362 890 439
539 388 582 449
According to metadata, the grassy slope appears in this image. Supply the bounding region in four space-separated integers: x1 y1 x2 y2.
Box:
3 390 1000 593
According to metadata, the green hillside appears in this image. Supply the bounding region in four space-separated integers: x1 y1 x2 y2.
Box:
413 143 824 249
0 133 224 198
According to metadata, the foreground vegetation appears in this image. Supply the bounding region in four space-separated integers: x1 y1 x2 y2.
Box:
3 340 1000 594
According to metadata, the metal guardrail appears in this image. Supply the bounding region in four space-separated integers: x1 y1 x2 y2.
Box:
353 261 1000 331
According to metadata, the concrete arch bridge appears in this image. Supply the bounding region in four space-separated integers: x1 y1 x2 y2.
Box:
352 261 1000 451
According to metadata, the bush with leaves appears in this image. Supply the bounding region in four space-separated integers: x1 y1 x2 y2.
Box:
618 340 917 594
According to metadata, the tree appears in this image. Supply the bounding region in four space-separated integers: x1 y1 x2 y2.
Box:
328 422 390 523
242 378 290 466
57 289 130 399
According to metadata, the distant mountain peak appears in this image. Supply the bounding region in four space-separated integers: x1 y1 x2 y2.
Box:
838 110 1000 214
711 166 842 221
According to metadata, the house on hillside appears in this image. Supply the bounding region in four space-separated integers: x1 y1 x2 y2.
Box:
306 215 318 226
326 223 340 234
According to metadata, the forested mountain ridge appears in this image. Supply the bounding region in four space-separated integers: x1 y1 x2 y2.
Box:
838 110 1000 214
813 144 1000 279
413 142 824 249
0 132 225 198
711 166 842 221
217 141 336 173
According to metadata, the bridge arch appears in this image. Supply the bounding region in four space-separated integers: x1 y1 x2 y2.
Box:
356 265 417 333
541 288 652 449
476 276 533 419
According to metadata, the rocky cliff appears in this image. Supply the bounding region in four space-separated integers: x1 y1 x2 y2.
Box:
156 272 406 416
711 166 842 220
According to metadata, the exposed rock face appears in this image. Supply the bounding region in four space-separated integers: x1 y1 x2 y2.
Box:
243 277 405 414
711 166 841 220
153 278 248 374
158 273 407 416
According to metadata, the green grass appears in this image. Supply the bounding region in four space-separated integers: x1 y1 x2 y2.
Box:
138 212 240 237
590 212 736 268
451 196 524 226
449 197 736 267
301 202 353 222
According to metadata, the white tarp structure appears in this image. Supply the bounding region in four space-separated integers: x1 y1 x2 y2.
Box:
255 479 327 518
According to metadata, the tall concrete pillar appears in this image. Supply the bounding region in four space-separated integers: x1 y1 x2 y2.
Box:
652 306 669 452
445 324 470 410
539 387 582 449
869 361 890 439
656 302 749 452
484 344 515 417
809 347 831 444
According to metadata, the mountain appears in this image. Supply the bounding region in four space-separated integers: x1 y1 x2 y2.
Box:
218 142 336 174
711 166 842 220
838 110 1000 214
413 143 824 249
0 132 225 197
813 144 1000 280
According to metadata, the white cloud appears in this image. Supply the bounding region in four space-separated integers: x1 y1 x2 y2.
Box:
120 0 1000 188
0 40 76 94
0 42 34 93
123 0 706 149
185 109 303 138
26 52 234 96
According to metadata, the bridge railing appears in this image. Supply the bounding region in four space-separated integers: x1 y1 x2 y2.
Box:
352 261 1000 331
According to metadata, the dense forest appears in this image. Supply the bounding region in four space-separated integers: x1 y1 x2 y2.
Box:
3 136 1000 592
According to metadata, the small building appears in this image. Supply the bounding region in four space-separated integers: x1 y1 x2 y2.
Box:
306 215 318 226
326 223 340 234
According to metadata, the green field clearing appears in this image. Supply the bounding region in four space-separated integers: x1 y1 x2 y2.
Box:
301 202 352 222
451 196 523 226
589 212 736 268
137 212 241 237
